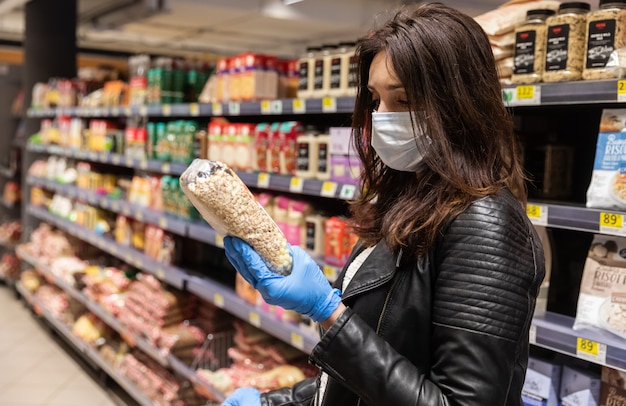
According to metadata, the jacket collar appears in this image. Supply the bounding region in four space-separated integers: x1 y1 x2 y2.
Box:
338 241 400 301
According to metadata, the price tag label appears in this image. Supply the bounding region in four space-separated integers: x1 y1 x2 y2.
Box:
618 80 626 102
271 100 283 114
89 151 98 161
322 97 337 113
576 337 606 364
111 107 120 116
515 85 541 106
290 332 304 350
339 184 357 200
140 105 148 116
261 100 271 114
125 106 132 116
257 173 270 188
323 265 336 279
321 181 338 198
214 293 224 308
135 211 143 221
529 324 537 345
122 205 131 216
112 155 121 165
189 103 199 116
111 201 120 212
139 159 148 169
125 254 132 264
249 312 261 327
162 162 171 173
215 234 224 248
526 204 548 226
212 102 223 116
600 212 626 235
289 177 304 193
159 217 168 228
162 104 171 116
228 102 240 116
292 99 306 114
99 152 107 162
156 268 165 279
125 156 134 167
111 245 119 255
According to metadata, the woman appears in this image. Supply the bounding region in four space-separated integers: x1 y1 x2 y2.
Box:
222 2 544 405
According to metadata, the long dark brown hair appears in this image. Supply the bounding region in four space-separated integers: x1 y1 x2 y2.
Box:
350 2 526 256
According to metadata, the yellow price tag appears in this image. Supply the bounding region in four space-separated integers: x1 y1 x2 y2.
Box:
619 80 626 95
577 337 599 356
139 159 148 169
261 100 271 114
140 105 148 116
321 181 338 198
190 103 199 116
516 85 535 99
215 234 224 248
159 218 168 228
212 102 223 116
156 268 165 279
257 173 270 188
289 177 304 193
135 211 143 221
292 99 306 114
249 312 261 327
600 212 623 228
323 265 335 279
526 204 542 219
322 97 337 113
290 332 304 350
214 293 224 308
112 155 121 165
162 104 171 116
161 162 171 173
125 254 132 264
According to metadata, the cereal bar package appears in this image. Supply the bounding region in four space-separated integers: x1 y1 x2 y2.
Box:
573 234 626 339
586 109 626 211
180 159 292 275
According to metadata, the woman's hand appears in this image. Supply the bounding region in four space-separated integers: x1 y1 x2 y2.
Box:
224 236 342 322
221 388 261 406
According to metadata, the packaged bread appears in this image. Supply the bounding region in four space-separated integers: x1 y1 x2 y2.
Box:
180 159 292 275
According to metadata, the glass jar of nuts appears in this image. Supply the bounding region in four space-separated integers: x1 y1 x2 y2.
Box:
582 0 626 80
511 9 556 85
543 2 590 82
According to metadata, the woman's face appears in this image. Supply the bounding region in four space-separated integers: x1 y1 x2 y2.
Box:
368 51 409 113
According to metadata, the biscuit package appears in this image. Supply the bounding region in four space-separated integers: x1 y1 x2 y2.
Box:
180 159 292 275
573 234 626 339
586 109 626 211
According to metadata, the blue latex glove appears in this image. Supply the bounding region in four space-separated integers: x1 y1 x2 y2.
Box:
221 388 261 406
224 236 342 322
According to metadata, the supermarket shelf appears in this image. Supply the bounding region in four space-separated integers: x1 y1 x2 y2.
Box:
532 312 626 372
186 275 319 354
16 247 227 402
526 201 626 236
26 144 358 200
26 97 356 119
15 281 159 406
503 80 623 107
27 205 187 290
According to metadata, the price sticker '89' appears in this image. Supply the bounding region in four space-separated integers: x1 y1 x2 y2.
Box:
601 212 623 228
576 337 607 364
577 338 598 355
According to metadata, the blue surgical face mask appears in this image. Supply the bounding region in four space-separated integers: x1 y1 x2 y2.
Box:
371 111 428 172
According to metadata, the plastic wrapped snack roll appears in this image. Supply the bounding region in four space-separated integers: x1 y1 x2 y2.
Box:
180 159 293 275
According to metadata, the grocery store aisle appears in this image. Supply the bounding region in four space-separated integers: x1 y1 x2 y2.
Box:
0 284 119 406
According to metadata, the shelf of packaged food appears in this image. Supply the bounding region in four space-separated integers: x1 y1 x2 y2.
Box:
16 245 228 402
525 201 626 236
15 281 159 406
532 311 626 372
27 205 187 290
502 79 623 107
27 204 321 354
26 143 358 201
26 97 357 119
185 275 319 354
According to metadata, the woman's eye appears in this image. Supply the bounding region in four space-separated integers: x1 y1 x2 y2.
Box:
397 99 409 106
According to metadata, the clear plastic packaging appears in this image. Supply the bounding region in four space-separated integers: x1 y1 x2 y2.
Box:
582 0 626 80
543 2 590 82
180 160 293 275
511 9 556 84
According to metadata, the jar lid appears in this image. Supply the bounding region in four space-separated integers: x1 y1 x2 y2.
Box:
526 9 556 17
600 0 626 5
559 2 591 11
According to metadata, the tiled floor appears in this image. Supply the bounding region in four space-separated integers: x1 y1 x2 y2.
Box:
0 283 121 406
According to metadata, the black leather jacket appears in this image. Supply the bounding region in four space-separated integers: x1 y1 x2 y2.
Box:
262 189 545 406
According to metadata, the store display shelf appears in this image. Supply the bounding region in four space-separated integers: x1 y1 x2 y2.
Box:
26 97 356 119
27 205 187 290
17 247 226 401
526 201 626 236
15 281 158 406
26 144 358 200
502 80 623 107
186 275 319 354
532 311 626 372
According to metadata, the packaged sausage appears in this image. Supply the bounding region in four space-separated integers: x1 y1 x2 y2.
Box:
180 159 292 275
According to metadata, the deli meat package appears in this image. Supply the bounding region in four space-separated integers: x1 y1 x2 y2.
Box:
573 234 626 339
180 159 292 275
586 109 626 210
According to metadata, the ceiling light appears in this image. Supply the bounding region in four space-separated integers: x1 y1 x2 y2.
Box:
283 0 304 5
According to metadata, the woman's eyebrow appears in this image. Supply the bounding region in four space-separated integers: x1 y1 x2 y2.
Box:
366 83 405 91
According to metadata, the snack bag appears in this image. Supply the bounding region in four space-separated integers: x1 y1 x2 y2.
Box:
180 159 292 275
